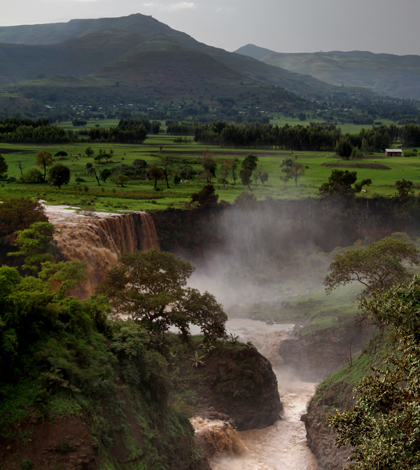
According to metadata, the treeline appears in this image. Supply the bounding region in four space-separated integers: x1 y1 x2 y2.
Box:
0 117 73 143
88 118 149 143
193 122 420 150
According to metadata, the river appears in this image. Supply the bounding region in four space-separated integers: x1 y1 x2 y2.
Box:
208 319 318 470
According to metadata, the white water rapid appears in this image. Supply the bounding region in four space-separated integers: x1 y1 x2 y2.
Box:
206 319 318 470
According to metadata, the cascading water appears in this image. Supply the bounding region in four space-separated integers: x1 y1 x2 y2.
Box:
191 319 318 470
46 207 159 296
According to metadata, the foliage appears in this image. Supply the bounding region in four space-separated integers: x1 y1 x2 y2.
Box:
242 154 259 172
328 276 420 469
0 154 8 175
20 168 43 184
190 184 218 207
319 169 372 195
239 168 253 190
324 237 420 294
201 151 217 183
96 249 227 342
8 222 55 274
35 150 54 181
0 197 48 243
395 179 415 199
48 163 71 189
234 191 258 209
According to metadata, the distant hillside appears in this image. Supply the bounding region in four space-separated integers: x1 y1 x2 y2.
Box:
235 44 277 60
261 50 420 99
0 13 381 114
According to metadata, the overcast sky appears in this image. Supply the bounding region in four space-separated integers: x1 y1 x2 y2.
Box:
1 0 419 55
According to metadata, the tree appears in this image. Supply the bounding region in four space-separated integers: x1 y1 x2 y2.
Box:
319 170 372 196
239 168 253 191
201 152 217 183
259 166 269 186
279 158 293 189
324 237 420 295
48 163 71 189
395 179 414 199
87 166 101 186
116 174 128 187
234 192 258 209
289 160 305 187
149 165 165 189
0 197 48 244
96 250 227 342
20 168 43 184
336 137 353 160
85 146 94 158
100 168 112 182
36 150 54 181
8 222 55 275
242 154 259 172
191 184 218 207
0 154 8 176
328 276 420 469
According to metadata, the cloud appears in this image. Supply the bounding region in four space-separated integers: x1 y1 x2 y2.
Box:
143 1 196 11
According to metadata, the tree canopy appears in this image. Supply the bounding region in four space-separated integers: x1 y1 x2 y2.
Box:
0 154 8 175
324 237 420 294
319 169 372 195
0 197 48 243
48 163 71 189
328 276 420 469
35 150 54 180
96 249 227 342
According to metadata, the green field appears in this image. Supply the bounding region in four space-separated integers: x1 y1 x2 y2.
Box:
0 135 419 212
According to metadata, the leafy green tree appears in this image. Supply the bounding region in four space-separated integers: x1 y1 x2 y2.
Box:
279 158 293 189
87 166 101 186
99 168 112 182
0 154 8 176
336 137 353 159
234 192 258 209
116 174 128 187
48 163 71 189
96 250 227 343
0 197 48 244
259 167 269 186
241 154 259 172
328 276 420 469
35 150 54 181
289 160 305 187
395 179 415 199
239 168 253 191
324 237 420 295
191 184 218 207
85 146 94 158
319 170 372 195
149 165 165 189
201 152 217 183
20 168 43 184
8 222 55 274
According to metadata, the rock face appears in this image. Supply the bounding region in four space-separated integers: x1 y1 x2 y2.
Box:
175 342 283 431
303 413 350 470
278 322 375 382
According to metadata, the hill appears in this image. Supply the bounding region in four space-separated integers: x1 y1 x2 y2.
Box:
260 50 420 100
0 14 381 115
235 44 278 60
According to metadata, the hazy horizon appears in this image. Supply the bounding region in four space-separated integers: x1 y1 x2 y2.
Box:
1 1 419 56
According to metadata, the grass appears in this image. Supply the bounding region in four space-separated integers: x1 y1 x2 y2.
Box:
1 136 419 211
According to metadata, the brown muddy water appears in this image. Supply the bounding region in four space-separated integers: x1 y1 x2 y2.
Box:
198 319 318 470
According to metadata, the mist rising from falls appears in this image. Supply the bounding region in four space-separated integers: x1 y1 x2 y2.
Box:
47 210 158 296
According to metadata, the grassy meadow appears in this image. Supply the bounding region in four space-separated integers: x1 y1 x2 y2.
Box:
0 134 419 212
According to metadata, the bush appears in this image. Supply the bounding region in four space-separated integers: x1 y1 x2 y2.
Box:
20 168 43 184
54 151 68 157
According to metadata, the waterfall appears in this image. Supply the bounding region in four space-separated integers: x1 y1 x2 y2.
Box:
47 209 159 297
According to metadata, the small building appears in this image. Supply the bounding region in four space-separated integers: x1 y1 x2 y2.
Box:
385 149 403 156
